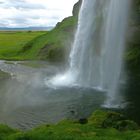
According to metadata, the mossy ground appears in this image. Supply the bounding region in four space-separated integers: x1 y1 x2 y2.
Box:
0 110 139 140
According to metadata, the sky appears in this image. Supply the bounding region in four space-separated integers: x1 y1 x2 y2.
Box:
0 0 78 28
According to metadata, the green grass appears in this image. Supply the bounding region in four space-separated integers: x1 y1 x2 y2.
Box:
0 16 77 62
0 110 140 140
0 31 46 60
0 1 80 62
17 16 77 62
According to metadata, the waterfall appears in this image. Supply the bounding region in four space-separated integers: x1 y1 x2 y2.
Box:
47 0 130 108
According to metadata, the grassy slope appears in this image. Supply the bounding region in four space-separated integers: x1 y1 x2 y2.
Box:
0 0 139 65
18 16 77 61
0 31 46 60
0 1 81 61
18 0 140 66
14 0 81 62
0 110 140 140
0 11 78 61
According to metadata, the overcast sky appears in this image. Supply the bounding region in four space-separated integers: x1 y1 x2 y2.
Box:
0 0 78 28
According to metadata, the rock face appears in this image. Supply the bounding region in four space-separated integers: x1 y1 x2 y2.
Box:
126 0 140 86
72 0 82 17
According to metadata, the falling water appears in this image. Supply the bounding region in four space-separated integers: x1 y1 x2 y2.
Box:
47 0 130 108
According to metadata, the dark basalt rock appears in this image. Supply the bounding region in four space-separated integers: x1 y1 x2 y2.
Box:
79 118 88 124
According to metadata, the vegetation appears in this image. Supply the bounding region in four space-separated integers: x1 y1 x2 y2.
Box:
17 1 82 62
125 0 140 87
0 1 139 138
0 0 139 64
0 31 46 60
0 0 81 62
0 15 76 62
0 110 139 140
19 16 77 62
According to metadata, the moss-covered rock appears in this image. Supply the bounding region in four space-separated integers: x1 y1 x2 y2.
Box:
88 110 139 131
115 120 139 131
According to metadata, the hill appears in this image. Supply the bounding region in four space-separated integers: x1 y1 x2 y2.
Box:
0 0 81 61
0 27 53 31
0 0 139 67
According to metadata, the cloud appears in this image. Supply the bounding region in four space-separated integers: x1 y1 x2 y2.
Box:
1 0 46 10
0 0 78 28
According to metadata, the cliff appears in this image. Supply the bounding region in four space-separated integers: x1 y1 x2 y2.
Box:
126 0 140 87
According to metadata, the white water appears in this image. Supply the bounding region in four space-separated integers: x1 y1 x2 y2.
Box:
47 0 130 108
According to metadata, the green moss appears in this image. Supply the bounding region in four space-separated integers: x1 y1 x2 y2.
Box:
88 110 139 131
88 110 124 128
6 133 29 140
1 110 140 140
115 120 139 131
0 124 19 139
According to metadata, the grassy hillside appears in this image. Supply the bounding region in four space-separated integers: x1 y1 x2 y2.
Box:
14 0 140 67
17 16 77 62
14 0 82 62
0 0 139 66
0 31 46 60
0 110 139 140
0 0 81 61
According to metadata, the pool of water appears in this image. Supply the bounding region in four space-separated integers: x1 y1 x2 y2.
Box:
0 60 139 130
